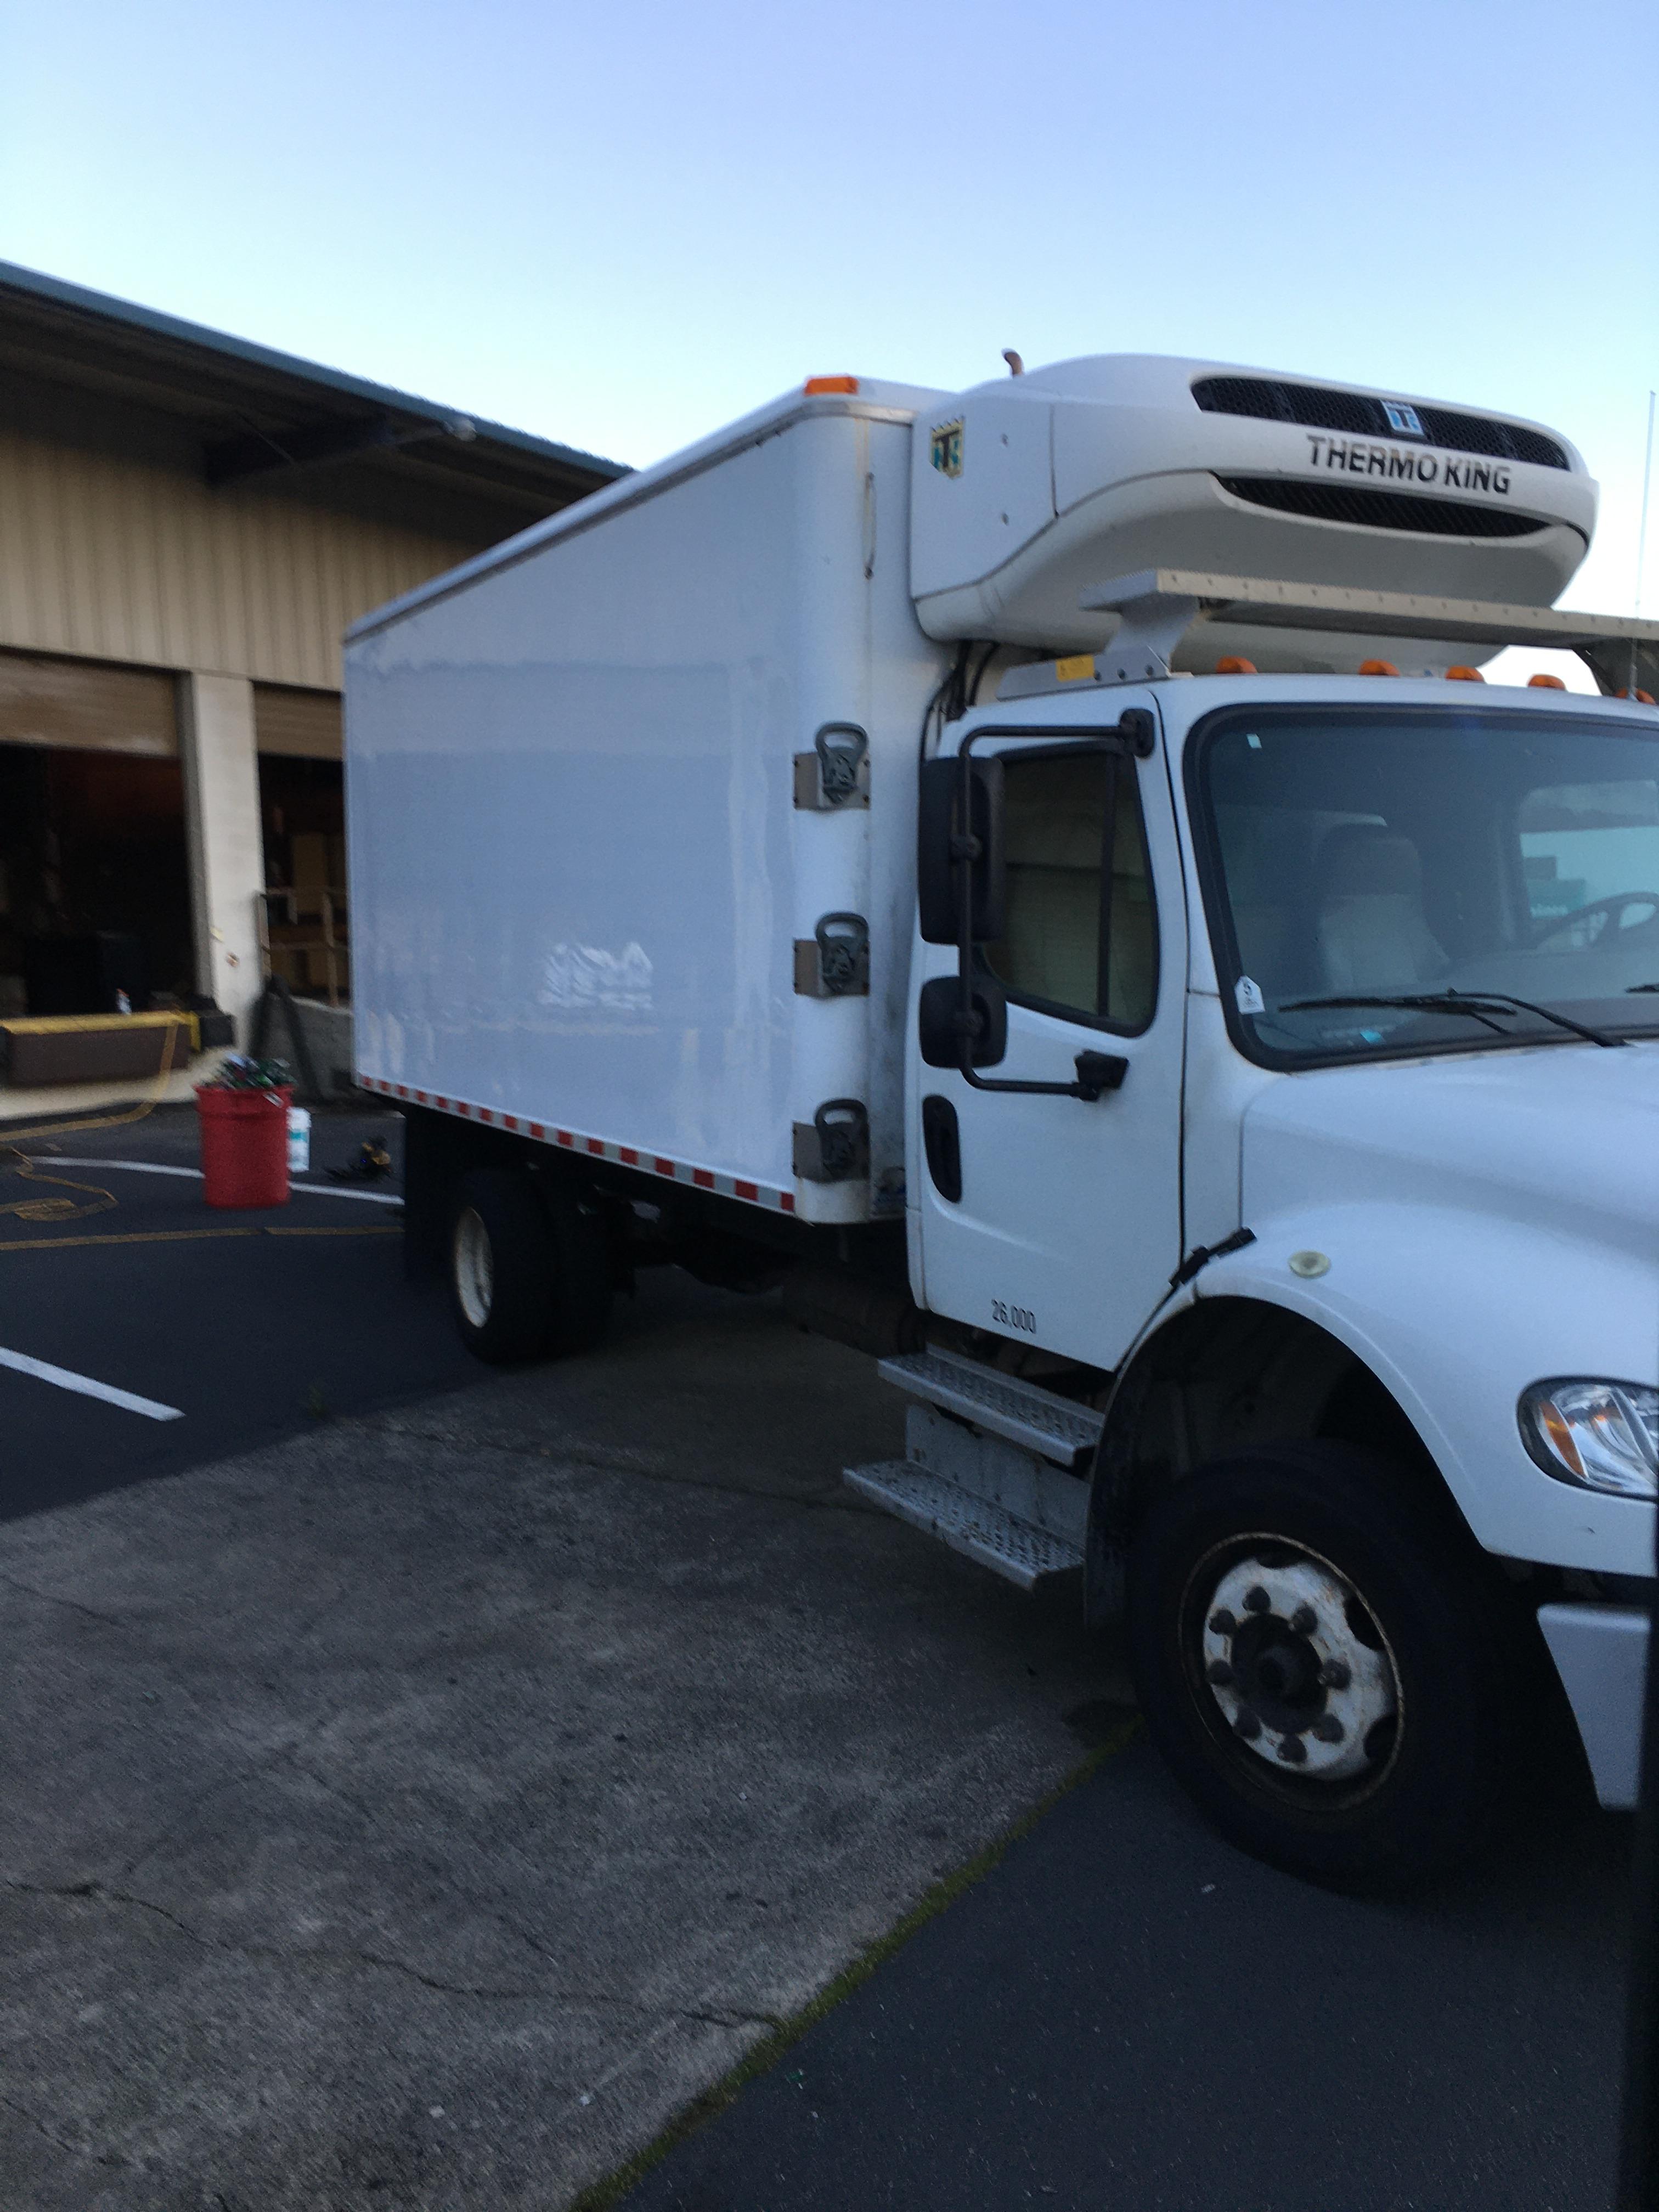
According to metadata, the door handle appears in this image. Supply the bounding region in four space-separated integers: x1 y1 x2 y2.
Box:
921 1094 963 1202
1074 1050 1129 1100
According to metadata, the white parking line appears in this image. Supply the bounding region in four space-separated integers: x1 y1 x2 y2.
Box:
0 1345 183 1421
37 1158 403 1206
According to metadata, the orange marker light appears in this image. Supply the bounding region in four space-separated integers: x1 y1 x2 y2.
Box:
1444 665 1485 682
1617 687 1657 704
1528 673 1567 690
1215 655 1257 674
804 376 859 395
1358 659 1399 677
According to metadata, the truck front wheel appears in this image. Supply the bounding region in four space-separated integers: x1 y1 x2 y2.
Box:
448 1168 611 1363
1126 1442 1527 1892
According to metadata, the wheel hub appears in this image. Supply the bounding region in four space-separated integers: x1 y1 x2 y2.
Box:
1199 1552 1397 1783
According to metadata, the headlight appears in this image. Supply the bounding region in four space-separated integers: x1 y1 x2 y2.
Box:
1519 1379 1659 1499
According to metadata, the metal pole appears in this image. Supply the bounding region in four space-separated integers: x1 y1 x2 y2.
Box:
1616 1525 1659 2206
1637 390 1656 620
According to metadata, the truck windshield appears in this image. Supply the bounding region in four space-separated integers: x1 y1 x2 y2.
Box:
1189 704 1659 1065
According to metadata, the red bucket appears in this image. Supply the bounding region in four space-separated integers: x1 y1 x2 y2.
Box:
195 1083 292 1209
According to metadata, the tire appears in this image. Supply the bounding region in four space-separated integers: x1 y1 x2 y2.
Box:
1126 1441 1529 1893
447 1168 611 1364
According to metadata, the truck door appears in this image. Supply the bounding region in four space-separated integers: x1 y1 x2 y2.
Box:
912 696 1186 1370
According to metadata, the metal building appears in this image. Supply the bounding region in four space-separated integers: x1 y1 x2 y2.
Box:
0 259 624 1113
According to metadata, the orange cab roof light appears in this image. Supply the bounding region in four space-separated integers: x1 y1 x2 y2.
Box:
1617 687 1657 705
1444 665 1485 682
1528 673 1567 690
1358 659 1398 677
1214 655 1256 675
804 375 859 396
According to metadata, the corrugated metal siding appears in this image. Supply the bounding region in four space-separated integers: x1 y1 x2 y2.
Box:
0 426 482 690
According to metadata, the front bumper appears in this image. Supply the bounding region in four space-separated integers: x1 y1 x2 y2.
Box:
1537 1603 1649 1809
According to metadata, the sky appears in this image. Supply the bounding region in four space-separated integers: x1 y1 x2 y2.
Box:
2 0 1657 667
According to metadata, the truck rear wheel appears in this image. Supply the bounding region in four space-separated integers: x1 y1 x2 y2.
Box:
1126 1442 1527 1893
448 1168 611 1363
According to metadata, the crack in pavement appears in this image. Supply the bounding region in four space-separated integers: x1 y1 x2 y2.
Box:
120 1732 322 1881
0 2088 134 2170
0 1568 136 1636
4 1880 782 2029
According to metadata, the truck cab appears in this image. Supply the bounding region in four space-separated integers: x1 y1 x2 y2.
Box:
893 651 1659 1886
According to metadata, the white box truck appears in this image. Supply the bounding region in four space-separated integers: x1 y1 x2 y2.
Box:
346 355 1659 1889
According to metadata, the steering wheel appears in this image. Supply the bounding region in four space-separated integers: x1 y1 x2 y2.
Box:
1531 891 1659 952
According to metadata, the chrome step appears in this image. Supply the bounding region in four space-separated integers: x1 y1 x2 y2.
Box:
877 1347 1104 1469
902 1403 1088 1546
844 1459 1085 1594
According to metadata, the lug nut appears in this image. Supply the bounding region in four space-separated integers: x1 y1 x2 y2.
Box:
1209 1608 1237 1637
1243 1585 1271 1614
1233 1708 1262 1741
1319 1659 1352 1690
1312 1714 1345 1743
1277 1735 1308 1764
1206 1659 1234 1686
1289 1604 1317 1635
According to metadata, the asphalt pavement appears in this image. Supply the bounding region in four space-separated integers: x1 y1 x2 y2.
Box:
623 1739 1627 2212
0 1101 475 1519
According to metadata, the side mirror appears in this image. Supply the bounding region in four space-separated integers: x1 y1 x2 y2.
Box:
918 756 1006 946
918 972 1008 1068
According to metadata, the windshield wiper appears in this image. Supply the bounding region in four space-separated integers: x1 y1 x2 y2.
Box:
1278 989 1625 1048
1630 983 1659 994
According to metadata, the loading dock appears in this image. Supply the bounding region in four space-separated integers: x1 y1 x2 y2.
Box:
0 257 625 1114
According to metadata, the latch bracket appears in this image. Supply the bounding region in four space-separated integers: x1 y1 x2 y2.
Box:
794 912 871 997
793 723 870 809
792 1098 870 1182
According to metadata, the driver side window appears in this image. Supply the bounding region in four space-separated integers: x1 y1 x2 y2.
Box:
983 749 1158 1033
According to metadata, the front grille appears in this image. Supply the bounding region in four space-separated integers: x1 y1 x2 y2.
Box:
1216 475 1550 539
1193 376 1568 472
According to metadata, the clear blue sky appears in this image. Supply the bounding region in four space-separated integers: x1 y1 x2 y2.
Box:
3 0 1656 634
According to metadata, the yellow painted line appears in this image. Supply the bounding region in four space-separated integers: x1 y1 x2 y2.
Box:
0 1223 400 1253
264 1224 402 1238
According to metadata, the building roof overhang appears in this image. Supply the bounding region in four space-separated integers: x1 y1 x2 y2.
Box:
0 257 628 516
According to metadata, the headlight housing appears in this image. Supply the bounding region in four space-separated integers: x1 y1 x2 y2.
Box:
1519 1379 1659 1499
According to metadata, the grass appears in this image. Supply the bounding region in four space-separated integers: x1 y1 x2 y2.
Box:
567 1711 1142 2211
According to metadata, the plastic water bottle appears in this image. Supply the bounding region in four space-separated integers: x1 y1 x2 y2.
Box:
286 1107 312 1176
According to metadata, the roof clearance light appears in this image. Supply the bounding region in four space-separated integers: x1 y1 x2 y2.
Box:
1528 673 1567 689
1444 665 1485 682
1617 688 1657 705
804 376 859 395
1215 656 1257 674
1358 659 1399 677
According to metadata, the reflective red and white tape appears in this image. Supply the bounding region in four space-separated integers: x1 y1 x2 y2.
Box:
358 1075 796 1213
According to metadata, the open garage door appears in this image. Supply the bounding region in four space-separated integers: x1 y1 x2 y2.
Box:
0 649 191 1017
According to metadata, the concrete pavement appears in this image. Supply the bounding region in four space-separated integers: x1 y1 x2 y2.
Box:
1 1271 1120 2209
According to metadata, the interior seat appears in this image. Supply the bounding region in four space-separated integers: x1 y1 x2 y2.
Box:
1314 826 1449 993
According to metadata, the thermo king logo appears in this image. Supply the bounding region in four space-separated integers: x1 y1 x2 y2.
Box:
1381 401 1426 438
930 419 964 477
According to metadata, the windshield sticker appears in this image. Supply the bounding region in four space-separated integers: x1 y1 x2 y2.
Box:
1235 975 1266 1015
